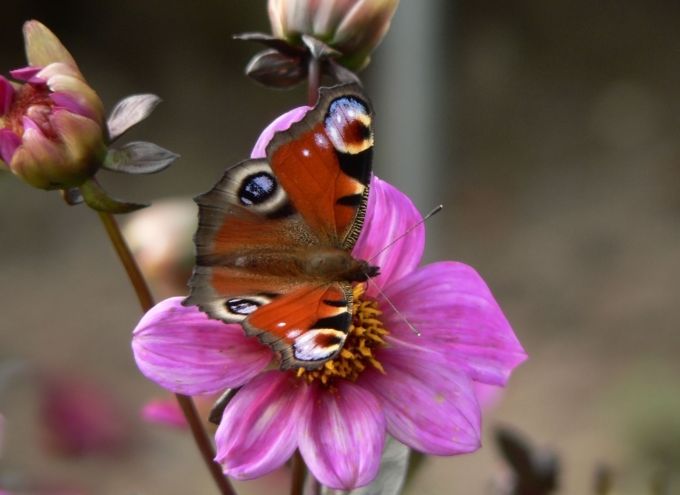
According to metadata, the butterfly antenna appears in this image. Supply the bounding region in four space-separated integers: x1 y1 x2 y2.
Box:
368 204 443 263
365 277 421 337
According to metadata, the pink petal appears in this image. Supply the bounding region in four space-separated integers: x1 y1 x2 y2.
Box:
0 76 15 115
361 348 481 455
22 115 42 133
40 373 129 456
132 297 273 395
50 92 96 120
141 398 187 429
353 176 425 291
250 106 311 159
215 371 306 479
382 262 527 386
9 66 42 82
299 381 385 489
0 130 21 165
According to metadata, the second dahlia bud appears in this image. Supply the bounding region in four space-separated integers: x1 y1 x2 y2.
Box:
268 0 399 70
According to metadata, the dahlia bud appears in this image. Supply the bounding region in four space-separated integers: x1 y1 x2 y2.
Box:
268 0 399 70
1 21 177 212
0 21 106 190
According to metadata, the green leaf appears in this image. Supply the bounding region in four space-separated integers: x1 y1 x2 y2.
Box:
103 141 178 174
107 94 162 141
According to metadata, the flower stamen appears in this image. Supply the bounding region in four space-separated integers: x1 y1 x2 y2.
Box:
296 284 388 386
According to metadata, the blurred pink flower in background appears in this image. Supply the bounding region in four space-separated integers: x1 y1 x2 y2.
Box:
141 395 219 430
122 198 196 299
141 397 188 429
39 372 129 457
132 106 527 489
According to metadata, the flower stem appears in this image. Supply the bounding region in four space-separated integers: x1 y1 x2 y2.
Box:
97 211 154 311
96 211 237 495
290 451 306 495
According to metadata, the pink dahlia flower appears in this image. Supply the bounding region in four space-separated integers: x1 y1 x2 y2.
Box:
132 107 527 490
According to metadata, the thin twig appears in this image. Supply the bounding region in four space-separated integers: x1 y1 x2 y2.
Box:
97 211 237 495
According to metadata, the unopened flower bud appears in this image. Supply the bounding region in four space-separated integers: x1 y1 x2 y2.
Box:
0 21 106 190
268 0 399 70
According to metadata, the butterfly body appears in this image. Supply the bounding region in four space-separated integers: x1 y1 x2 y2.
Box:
185 84 375 370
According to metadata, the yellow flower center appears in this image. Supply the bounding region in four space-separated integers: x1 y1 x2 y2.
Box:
296 284 388 387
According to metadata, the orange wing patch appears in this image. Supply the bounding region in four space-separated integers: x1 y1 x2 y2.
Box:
267 89 373 248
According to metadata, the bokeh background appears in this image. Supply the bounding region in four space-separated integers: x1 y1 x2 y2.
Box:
1 1 679 494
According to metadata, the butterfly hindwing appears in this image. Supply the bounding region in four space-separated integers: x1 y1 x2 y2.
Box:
243 282 353 369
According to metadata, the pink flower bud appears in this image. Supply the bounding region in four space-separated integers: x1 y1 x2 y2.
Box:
268 0 399 70
0 21 106 190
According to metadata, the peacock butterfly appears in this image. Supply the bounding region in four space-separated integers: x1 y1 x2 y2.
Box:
184 84 379 370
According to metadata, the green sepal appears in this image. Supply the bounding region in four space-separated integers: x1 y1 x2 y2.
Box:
80 178 147 214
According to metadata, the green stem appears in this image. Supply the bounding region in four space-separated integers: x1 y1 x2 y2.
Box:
97 211 237 495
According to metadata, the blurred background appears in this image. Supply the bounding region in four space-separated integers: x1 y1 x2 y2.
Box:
1 1 679 494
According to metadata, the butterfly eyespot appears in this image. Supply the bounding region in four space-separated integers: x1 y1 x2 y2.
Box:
226 298 261 315
325 96 373 155
239 172 277 206
214 294 274 323
293 329 346 362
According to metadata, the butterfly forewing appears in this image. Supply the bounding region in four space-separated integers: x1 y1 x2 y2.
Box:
266 84 373 248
